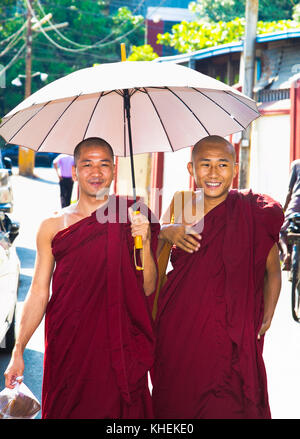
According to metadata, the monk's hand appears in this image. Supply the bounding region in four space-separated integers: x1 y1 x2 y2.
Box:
257 318 272 340
4 350 24 389
159 224 201 253
128 207 151 243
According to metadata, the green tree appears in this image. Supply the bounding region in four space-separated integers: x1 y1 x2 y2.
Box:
157 16 300 54
0 1 146 117
127 44 158 61
189 0 244 22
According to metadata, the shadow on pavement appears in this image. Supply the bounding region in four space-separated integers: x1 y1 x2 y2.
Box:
16 247 36 301
18 274 32 301
13 170 58 185
32 175 58 185
16 247 36 269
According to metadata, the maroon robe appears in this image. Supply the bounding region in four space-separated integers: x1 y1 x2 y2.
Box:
42 196 159 419
152 190 284 419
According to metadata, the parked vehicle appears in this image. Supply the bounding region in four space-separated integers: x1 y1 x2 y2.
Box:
0 150 20 352
2 144 59 167
0 151 13 212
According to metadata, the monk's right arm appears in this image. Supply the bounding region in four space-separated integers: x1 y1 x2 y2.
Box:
158 224 201 255
4 220 55 388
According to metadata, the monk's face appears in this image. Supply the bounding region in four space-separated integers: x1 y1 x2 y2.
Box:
187 141 238 204
72 144 115 198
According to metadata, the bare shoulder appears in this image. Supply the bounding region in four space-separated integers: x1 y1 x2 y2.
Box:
37 203 81 244
37 207 69 243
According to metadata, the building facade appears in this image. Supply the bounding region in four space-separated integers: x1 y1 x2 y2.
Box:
109 0 191 16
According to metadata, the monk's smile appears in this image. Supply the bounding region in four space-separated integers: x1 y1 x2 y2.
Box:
88 179 105 189
205 181 222 189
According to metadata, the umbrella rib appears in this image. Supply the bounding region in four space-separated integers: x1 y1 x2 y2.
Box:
82 91 104 140
130 88 139 97
115 89 124 97
36 94 81 152
192 88 247 130
0 113 17 129
224 90 260 115
7 101 51 144
143 88 175 152
165 87 210 135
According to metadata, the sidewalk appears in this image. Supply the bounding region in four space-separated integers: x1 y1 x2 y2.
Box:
10 167 61 247
11 166 61 349
263 271 300 419
6 168 61 417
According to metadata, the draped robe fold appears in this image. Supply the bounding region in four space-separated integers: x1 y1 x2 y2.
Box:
152 190 284 419
42 196 159 419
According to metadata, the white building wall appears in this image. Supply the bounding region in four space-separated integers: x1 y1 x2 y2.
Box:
117 153 152 204
249 114 291 206
161 147 192 217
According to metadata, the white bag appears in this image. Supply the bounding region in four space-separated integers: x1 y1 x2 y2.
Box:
0 381 40 419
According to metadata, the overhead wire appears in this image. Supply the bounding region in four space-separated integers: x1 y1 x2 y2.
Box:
26 0 167 53
33 40 117 64
0 31 25 58
0 43 26 78
0 20 27 46
0 0 167 80
36 0 147 48
0 18 27 77
26 0 138 52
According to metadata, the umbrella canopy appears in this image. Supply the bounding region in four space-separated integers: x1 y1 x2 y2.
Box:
0 61 260 156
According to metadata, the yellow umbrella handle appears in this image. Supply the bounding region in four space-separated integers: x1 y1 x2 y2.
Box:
132 210 144 270
134 235 143 249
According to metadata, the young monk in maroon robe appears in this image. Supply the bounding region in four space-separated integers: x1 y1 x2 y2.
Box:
152 135 284 419
4 137 159 419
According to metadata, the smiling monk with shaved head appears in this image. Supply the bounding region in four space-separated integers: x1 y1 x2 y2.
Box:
152 135 284 419
189 135 238 213
4 137 160 419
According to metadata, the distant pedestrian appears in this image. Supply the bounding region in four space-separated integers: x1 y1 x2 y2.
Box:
53 153 74 208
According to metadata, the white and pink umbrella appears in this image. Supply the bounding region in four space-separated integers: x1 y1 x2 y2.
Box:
0 60 260 201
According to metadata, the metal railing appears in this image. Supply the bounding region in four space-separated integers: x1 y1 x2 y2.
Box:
255 88 290 102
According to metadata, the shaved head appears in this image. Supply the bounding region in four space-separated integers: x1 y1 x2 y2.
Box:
192 135 236 163
74 137 114 165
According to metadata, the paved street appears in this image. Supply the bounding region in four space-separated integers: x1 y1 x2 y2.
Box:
0 166 61 419
0 166 299 419
264 269 300 419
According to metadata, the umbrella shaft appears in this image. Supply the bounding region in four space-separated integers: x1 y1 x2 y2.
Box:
124 89 137 206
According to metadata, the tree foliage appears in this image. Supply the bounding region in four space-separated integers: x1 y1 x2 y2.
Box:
127 44 158 61
0 1 146 117
157 17 300 54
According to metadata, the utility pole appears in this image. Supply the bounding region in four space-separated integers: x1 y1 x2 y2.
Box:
19 0 35 176
238 0 259 188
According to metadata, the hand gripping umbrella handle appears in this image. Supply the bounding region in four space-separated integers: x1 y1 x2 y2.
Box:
132 211 144 271
134 235 143 250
